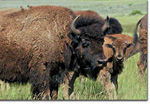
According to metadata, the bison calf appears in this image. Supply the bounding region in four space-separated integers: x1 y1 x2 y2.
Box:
99 34 134 99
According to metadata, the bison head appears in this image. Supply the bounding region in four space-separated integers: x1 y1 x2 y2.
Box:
105 37 133 62
103 16 123 35
67 15 109 78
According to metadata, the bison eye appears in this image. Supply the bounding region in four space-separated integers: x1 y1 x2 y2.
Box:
82 39 90 47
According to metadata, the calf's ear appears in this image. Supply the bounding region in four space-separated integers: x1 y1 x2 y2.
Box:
105 44 113 49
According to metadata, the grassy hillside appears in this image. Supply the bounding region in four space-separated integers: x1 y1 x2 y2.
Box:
0 0 147 100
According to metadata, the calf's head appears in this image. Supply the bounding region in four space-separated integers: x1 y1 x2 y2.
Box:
105 37 133 62
68 15 109 73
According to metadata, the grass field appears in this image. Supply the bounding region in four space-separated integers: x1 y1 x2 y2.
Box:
0 0 148 100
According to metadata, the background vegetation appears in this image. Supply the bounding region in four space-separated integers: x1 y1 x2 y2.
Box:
0 0 147 100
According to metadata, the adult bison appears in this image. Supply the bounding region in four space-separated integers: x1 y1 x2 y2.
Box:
133 14 147 78
62 15 111 99
98 34 135 99
75 10 123 35
0 5 109 100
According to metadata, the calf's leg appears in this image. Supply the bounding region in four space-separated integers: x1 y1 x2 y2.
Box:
98 68 117 100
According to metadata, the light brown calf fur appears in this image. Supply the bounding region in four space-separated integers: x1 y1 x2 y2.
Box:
98 34 137 99
104 34 140 59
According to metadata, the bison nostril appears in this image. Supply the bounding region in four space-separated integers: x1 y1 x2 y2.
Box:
116 57 124 61
97 60 103 64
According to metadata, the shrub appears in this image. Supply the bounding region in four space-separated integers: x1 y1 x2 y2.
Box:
129 10 143 15
128 3 133 6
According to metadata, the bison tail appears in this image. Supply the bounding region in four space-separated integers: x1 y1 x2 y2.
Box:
133 28 139 57
133 29 138 45
133 18 142 45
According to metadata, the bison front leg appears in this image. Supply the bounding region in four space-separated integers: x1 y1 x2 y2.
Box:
30 63 50 100
98 68 117 100
50 85 58 100
63 71 78 100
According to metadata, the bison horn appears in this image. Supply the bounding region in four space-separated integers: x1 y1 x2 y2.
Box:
71 15 81 35
102 16 110 32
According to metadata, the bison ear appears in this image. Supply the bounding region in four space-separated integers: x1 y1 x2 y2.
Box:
105 16 110 22
105 44 113 49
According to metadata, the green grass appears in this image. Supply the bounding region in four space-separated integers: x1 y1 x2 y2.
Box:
0 83 31 100
116 15 144 36
0 0 147 100
129 10 143 15
118 53 147 100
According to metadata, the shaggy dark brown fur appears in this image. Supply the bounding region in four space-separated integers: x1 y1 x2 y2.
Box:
104 17 123 34
0 5 76 100
75 10 123 35
75 10 104 22
74 15 104 41
133 14 147 77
